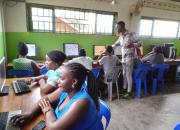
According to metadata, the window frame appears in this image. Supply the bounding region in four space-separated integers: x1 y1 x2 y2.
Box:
26 3 117 35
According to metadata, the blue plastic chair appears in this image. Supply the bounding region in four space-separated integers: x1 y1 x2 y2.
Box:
151 64 169 95
40 66 48 75
174 123 180 130
8 69 33 78
133 64 151 98
98 99 111 130
92 68 101 79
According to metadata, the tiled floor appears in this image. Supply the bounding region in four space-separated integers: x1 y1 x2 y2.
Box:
106 82 180 130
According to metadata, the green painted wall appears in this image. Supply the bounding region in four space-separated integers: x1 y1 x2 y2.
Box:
5 32 180 62
6 32 117 62
141 37 180 56
0 32 4 59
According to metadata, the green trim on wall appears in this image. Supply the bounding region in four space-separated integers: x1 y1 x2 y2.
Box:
6 32 117 62
0 32 4 59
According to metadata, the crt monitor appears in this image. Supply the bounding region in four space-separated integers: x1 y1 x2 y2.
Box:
26 44 36 57
0 57 6 90
94 45 106 56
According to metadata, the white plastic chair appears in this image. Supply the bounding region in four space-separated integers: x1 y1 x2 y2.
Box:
105 66 122 101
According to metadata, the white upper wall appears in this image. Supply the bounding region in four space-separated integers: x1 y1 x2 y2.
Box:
0 2 3 32
4 2 27 32
3 0 180 33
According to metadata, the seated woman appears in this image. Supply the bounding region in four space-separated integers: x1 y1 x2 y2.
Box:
10 63 102 130
141 46 164 64
29 50 66 94
13 42 40 75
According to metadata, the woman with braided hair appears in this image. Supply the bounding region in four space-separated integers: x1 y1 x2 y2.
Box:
10 63 103 130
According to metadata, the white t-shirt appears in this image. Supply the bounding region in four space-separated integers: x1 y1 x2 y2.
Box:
69 56 93 70
99 55 120 76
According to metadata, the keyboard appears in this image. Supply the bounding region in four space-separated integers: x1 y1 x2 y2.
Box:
0 110 21 130
0 112 8 130
0 86 9 96
12 80 31 94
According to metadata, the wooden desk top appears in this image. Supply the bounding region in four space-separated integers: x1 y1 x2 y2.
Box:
0 78 44 130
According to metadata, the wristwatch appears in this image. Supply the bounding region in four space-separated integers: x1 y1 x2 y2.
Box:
43 107 51 115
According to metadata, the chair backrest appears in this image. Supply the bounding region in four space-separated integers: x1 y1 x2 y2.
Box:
40 66 48 75
8 69 33 78
105 65 122 83
92 68 101 79
133 64 151 80
152 64 169 80
174 123 180 130
99 99 111 130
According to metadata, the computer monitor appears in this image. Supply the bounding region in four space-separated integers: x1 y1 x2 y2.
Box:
93 45 106 56
64 43 79 57
26 44 36 57
0 57 6 90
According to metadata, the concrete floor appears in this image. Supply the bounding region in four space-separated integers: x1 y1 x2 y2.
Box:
105 82 180 130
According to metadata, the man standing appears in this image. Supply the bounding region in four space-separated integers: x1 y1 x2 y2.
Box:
112 21 141 98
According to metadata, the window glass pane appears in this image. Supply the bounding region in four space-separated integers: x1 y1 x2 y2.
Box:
44 22 50 30
37 8 43 16
55 9 65 18
38 22 44 30
31 7 38 16
139 19 153 36
97 14 113 34
33 21 38 30
153 20 178 38
178 25 180 38
79 11 84 19
44 9 50 17
74 11 80 19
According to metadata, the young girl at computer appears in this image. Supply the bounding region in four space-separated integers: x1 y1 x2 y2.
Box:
11 63 103 130
29 50 66 95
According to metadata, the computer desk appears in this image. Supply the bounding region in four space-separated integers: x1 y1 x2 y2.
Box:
164 58 180 82
0 78 44 130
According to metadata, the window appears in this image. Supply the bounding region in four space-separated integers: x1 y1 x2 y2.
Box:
31 7 53 32
139 19 153 36
139 17 180 38
96 14 114 34
178 24 180 38
28 4 116 35
153 20 178 38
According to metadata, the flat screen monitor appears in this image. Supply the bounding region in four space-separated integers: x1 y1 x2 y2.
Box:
64 43 79 56
26 44 36 57
0 57 6 90
94 45 106 56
